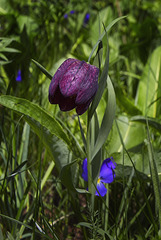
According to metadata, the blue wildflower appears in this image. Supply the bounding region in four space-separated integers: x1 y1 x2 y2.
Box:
16 70 22 82
70 10 75 14
64 13 68 19
82 157 116 197
84 13 90 24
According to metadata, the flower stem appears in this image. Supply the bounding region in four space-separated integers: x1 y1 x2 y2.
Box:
104 184 109 234
87 118 92 193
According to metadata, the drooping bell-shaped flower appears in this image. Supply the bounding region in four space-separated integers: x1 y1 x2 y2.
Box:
82 157 116 197
49 58 99 115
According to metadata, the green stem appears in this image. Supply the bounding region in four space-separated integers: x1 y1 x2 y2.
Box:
104 185 109 232
87 118 92 194
11 111 16 169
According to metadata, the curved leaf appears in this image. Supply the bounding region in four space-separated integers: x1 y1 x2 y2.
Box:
0 95 71 172
88 15 127 62
32 59 53 80
0 95 69 145
91 76 116 159
131 115 161 133
88 41 109 120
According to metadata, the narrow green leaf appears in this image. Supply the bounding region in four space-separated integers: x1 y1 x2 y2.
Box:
127 198 149 233
41 161 55 190
93 40 103 69
0 37 16 47
92 76 116 159
0 53 8 61
78 116 87 151
146 120 161 231
88 34 109 120
6 161 28 182
7 232 15 240
15 180 31 223
75 188 89 194
32 59 53 80
0 60 12 65
88 15 127 62
1 47 20 53
18 122 30 181
77 222 92 229
0 214 53 240
115 119 157 232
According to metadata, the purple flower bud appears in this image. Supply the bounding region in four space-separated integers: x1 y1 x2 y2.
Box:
49 58 99 115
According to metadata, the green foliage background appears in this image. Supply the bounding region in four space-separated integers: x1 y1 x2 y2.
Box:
0 0 161 239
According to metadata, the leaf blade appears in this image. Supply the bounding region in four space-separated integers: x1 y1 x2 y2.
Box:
0 95 69 145
92 76 116 159
0 95 71 171
32 59 53 80
136 46 161 117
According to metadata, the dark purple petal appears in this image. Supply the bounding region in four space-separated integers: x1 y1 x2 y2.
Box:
49 59 75 103
95 181 107 197
59 60 88 97
49 83 60 104
76 64 99 105
99 157 116 184
59 95 76 111
76 99 91 115
82 158 88 181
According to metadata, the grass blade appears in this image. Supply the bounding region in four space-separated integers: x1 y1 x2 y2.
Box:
146 119 161 234
32 59 53 80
